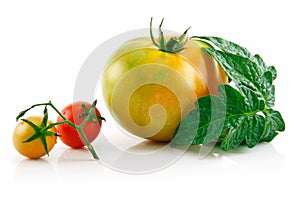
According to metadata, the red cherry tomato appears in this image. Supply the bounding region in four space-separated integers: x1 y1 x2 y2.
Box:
56 102 103 148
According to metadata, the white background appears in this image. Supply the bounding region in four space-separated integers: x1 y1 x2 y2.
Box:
1 0 299 199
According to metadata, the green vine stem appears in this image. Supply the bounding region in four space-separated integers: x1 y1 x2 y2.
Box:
16 100 101 160
150 17 191 53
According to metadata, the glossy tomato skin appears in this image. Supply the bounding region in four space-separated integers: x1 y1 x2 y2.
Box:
56 102 102 148
13 116 57 159
102 37 227 142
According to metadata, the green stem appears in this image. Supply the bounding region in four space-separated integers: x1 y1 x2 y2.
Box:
77 128 99 160
44 118 100 160
149 18 190 53
43 120 76 131
77 102 100 160
150 17 160 49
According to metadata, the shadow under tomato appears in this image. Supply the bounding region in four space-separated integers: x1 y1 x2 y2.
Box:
125 140 169 153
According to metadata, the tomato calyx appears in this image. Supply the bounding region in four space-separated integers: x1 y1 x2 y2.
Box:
21 106 59 156
150 17 191 53
79 100 106 123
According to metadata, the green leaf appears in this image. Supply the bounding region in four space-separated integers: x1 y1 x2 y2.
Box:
172 110 200 147
252 55 277 81
194 36 279 108
252 54 268 73
239 86 265 111
172 36 285 151
203 48 275 108
193 37 274 75
172 85 267 150
191 36 253 59
267 65 277 80
220 117 247 151
197 95 227 144
244 115 265 148
260 109 285 142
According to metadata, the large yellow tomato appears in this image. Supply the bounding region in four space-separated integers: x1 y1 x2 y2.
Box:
102 26 227 142
13 116 57 159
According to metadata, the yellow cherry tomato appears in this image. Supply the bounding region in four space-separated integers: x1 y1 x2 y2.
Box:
13 116 57 159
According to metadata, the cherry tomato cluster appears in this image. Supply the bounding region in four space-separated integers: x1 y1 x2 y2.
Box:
13 100 104 160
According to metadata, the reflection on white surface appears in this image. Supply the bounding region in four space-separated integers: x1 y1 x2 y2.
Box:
13 141 285 181
57 148 104 181
94 130 190 174
14 158 58 182
96 134 285 174
183 142 285 171
13 146 104 182
58 147 97 161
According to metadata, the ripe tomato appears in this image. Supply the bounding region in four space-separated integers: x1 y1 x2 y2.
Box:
13 116 57 159
56 102 103 148
102 31 227 142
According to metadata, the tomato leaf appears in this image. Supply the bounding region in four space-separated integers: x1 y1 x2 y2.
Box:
203 48 275 108
260 109 285 142
196 36 277 108
172 36 285 151
191 36 253 59
172 85 270 150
